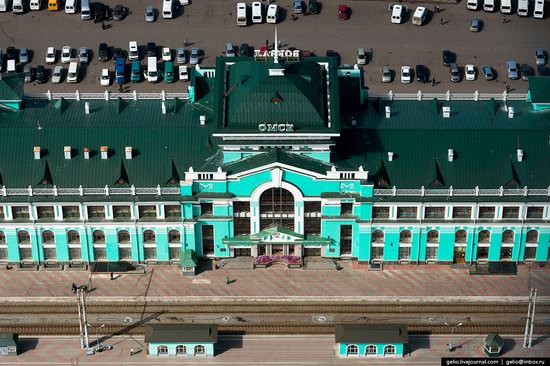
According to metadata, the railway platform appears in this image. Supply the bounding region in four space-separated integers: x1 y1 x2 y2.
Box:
0 262 548 300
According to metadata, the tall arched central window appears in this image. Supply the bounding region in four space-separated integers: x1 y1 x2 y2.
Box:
259 188 295 231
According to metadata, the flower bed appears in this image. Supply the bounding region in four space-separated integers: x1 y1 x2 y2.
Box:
254 255 302 266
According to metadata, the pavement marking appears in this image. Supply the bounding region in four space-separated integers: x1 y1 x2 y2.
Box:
192 279 211 284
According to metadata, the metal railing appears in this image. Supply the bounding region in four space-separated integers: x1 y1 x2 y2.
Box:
373 186 550 197
368 90 528 101
25 90 190 101
1 185 180 197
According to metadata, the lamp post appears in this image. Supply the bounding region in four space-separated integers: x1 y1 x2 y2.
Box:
87 323 105 352
444 322 462 352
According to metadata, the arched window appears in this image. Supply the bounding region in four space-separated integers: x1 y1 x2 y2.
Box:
478 230 490 243
143 230 156 243
168 229 181 243
526 230 538 243
346 344 358 355
371 230 384 243
0 231 6 244
92 230 105 244
455 229 467 243
157 345 168 355
399 230 412 243
427 230 439 243
175 345 186 355
117 230 131 244
42 230 55 244
67 230 80 244
17 230 30 244
384 345 396 355
502 230 514 243
259 187 295 231
365 345 377 355
194 345 205 355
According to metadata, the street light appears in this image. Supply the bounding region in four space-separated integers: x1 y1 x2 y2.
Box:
86 323 105 352
444 322 462 352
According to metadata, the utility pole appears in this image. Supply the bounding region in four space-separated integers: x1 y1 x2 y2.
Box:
523 288 533 348
76 286 90 350
444 322 462 352
528 289 537 348
523 288 538 348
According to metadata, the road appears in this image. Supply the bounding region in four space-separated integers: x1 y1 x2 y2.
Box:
0 0 548 94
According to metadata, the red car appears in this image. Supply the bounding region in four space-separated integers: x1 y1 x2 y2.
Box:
338 5 349 20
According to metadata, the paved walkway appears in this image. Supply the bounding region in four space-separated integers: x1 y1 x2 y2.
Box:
0 262 549 300
2 335 548 365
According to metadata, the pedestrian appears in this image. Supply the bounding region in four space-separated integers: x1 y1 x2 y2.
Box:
440 18 443 25
72 282 77 293
506 85 511 92
101 21 106 30
130 348 134 356
225 276 230 285
118 84 123 93
278 40 282 48
110 272 114 280
436 5 440 13
183 38 188 47
432 78 435 86
502 16 506 23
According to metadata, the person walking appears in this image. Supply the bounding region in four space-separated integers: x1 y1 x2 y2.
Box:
72 282 77 293
130 348 134 356
440 18 443 25
225 276 230 285
101 21 106 30
110 272 114 280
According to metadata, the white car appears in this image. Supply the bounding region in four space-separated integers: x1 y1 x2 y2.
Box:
179 65 188 81
52 65 63 84
100 68 110 86
400 65 411 83
46 47 56 64
129 41 139 61
465 64 476 81
162 47 171 62
61 46 72 64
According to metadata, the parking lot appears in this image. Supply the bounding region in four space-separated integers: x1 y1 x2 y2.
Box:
0 0 548 93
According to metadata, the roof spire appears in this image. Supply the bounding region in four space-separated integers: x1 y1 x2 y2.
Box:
274 26 279 64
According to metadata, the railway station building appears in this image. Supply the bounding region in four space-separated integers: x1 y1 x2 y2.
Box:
0 55 549 268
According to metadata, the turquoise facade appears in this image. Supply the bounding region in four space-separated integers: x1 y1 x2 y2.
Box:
337 342 404 357
147 342 214 357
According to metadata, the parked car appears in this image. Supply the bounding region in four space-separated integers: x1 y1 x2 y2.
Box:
79 47 89 64
521 64 531 81
338 5 349 20
6 47 16 61
465 64 476 80
98 43 109 62
415 64 428 83
61 46 72 63
94 2 108 22
507 60 518 80
23 64 33 83
224 43 235 57
469 18 481 32
46 47 56 64
164 61 174 83
309 0 318 14
293 0 302 13
179 65 188 81
356 48 366 65
147 42 157 57
400 65 411 83
382 66 392 83
442 50 453 66
113 4 127 20
113 48 124 61
481 65 494 80
239 43 251 57
176 47 186 64
145 5 155 22
100 68 110 86
190 47 201 65
19 48 29 64
162 47 171 61
450 63 460 82
535 48 546 66
129 41 139 61
538 65 549 76
52 65 63 84
35 65 46 83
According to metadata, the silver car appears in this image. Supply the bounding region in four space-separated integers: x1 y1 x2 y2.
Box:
535 48 545 66
52 65 63 84
507 60 518 80
19 48 29 64
382 66 391 83
79 48 89 64
450 63 460 82
176 48 186 64
23 64 32 83
145 5 155 22
190 48 201 65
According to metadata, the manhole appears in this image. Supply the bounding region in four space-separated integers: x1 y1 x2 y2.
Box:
313 316 327 322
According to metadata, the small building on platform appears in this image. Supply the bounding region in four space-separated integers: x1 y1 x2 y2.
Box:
484 333 504 357
0 333 18 356
179 249 198 276
335 324 408 358
145 324 217 357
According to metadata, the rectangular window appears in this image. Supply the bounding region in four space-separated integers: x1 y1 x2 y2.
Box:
87 206 105 219
424 207 445 219
62 206 80 219
500 247 513 260
165 205 181 218
69 247 81 260
453 207 472 219
397 207 417 219
138 205 157 218
477 247 489 259
19 247 33 260
524 247 537 260
233 202 251 215
37 206 55 219
371 247 384 259
426 247 438 259
12 206 30 219
340 225 352 255
341 203 353 215
202 225 215 254
526 207 544 219
0 246 7 260
304 201 321 215
169 247 180 260
113 206 131 219
502 207 519 219
0 207 4 219
304 201 321 236
372 207 390 219
119 246 132 260
43 247 57 261
200 202 213 215
144 247 157 260
398 247 411 259
233 217 251 236
478 207 495 219
93 246 107 260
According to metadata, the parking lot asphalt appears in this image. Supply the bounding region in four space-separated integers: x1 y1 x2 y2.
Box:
0 0 548 94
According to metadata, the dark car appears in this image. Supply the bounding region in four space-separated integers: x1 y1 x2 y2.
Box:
239 43 251 57
308 0 318 14
94 2 108 22
521 64 530 81
6 47 17 61
35 65 46 84
538 65 549 76
113 4 127 20
442 50 454 66
98 43 109 62
415 65 428 83
481 65 494 80
113 48 124 61
147 42 157 57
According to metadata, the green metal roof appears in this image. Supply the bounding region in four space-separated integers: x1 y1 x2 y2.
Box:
0 73 24 101
528 76 550 103
179 249 198 268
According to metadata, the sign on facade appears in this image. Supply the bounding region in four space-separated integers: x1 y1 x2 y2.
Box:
258 124 294 132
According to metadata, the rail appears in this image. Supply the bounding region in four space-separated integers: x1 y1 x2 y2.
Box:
1 185 180 197
373 186 550 197
25 90 190 101
368 90 528 101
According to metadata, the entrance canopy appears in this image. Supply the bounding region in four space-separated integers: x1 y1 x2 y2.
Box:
223 226 331 246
